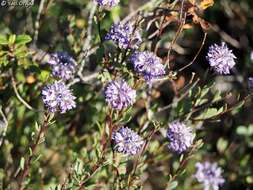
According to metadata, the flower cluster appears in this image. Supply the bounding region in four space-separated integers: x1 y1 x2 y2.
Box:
48 52 77 80
194 161 225 190
130 51 166 81
94 0 119 8
39 3 234 189
105 22 142 49
42 81 76 113
112 127 144 155
206 42 236 74
166 121 195 154
104 79 136 110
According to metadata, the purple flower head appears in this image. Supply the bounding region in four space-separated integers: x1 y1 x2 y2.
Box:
42 81 76 113
248 77 253 90
104 79 136 110
194 161 225 190
94 0 119 8
112 127 144 155
166 121 194 154
206 42 236 74
130 51 165 81
105 22 142 49
48 52 77 80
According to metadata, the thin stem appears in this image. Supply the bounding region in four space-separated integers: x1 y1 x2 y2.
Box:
156 77 200 113
77 158 107 190
78 3 97 75
127 126 158 188
190 94 253 122
166 142 201 187
121 0 164 24
165 0 186 68
17 113 51 190
11 75 34 111
0 106 8 146
178 32 207 72
96 10 103 43
33 0 47 44
68 72 99 87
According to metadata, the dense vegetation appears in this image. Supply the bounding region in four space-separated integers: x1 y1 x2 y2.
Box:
0 0 253 189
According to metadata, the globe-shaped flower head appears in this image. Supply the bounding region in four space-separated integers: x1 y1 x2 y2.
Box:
105 22 142 49
112 127 144 155
94 0 119 8
206 42 236 74
42 81 76 113
104 80 136 110
194 161 225 190
166 121 194 154
130 51 165 81
48 52 77 80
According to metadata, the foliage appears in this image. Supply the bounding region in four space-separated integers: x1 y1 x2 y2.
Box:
0 0 253 189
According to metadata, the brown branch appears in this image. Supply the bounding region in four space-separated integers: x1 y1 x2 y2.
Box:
77 158 107 190
178 32 207 72
17 113 51 190
165 0 187 68
11 75 34 111
127 126 158 188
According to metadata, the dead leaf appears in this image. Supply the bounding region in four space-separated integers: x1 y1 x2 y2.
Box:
175 75 186 90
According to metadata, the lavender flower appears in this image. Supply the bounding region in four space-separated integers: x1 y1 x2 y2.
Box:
248 77 253 90
104 80 136 110
130 51 165 81
194 161 225 190
166 121 194 154
105 22 142 49
48 52 77 80
42 81 76 113
112 127 144 155
94 0 119 8
206 42 236 74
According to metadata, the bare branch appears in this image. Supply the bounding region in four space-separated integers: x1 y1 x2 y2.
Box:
0 106 8 146
178 32 207 72
33 0 47 44
11 75 34 111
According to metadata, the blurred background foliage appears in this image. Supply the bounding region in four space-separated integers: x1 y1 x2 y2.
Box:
0 0 253 189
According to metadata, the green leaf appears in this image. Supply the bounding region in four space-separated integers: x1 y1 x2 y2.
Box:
195 107 223 120
179 154 184 162
8 35 16 45
0 35 8 45
195 139 204 149
38 70 50 82
166 181 178 190
231 100 245 114
217 138 228 153
20 157 25 170
110 6 121 21
33 154 42 163
35 122 40 131
16 35 32 45
28 148 33 156
236 126 248 136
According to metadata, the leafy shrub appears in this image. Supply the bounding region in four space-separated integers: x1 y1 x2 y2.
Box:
0 0 253 189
